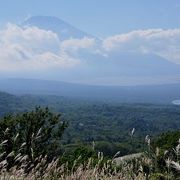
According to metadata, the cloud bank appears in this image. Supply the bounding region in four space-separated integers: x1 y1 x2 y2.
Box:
103 29 180 64
0 23 95 72
0 23 180 73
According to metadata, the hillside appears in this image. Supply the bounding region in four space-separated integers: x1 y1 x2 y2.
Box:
0 91 30 116
0 78 180 104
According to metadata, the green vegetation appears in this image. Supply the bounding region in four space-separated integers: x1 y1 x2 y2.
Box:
153 131 180 151
0 92 29 116
0 109 179 179
0 107 67 170
0 91 180 157
0 91 180 179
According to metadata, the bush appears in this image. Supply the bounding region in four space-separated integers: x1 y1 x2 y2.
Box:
0 107 67 164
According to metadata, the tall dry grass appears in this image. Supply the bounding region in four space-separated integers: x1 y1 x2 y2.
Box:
0 131 179 179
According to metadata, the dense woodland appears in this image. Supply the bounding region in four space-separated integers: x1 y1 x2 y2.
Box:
0 91 180 157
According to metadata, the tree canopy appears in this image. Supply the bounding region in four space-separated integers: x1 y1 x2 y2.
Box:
0 107 68 163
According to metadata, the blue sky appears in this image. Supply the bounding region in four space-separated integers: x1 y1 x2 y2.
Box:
0 0 180 37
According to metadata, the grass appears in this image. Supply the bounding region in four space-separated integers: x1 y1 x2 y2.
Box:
0 128 179 179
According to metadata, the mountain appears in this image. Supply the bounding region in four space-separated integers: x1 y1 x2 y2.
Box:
49 52 180 85
0 78 180 104
73 52 180 85
19 16 180 85
22 16 94 40
21 16 180 85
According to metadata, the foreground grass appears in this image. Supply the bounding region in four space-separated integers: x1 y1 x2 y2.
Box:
0 126 179 179
0 146 180 180
0 130 180 179
0 155 147 180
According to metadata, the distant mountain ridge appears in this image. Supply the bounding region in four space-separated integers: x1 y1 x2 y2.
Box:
0 78 180 104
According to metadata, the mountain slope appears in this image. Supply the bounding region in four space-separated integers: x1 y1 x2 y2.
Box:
20 16 180 85
22 16 93 40
46 52 180 85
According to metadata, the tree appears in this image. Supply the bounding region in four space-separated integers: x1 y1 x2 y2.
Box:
0 107 68 163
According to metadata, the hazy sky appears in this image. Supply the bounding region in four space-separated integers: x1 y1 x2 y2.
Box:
0 0 180 37
0 0 180 85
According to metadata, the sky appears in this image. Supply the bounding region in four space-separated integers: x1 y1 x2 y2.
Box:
0 0 180 85
0 0 180 37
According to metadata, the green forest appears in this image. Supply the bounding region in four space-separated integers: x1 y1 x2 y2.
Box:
0 91 180 179
1 91 180 156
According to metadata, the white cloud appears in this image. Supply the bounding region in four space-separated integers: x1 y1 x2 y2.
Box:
1 23 180 74
0 24 82 72
61 37 95 52
102 29 180 64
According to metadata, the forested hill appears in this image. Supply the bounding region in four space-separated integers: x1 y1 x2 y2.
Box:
0 91 180 149
0 91 28 116
0 79 180 104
